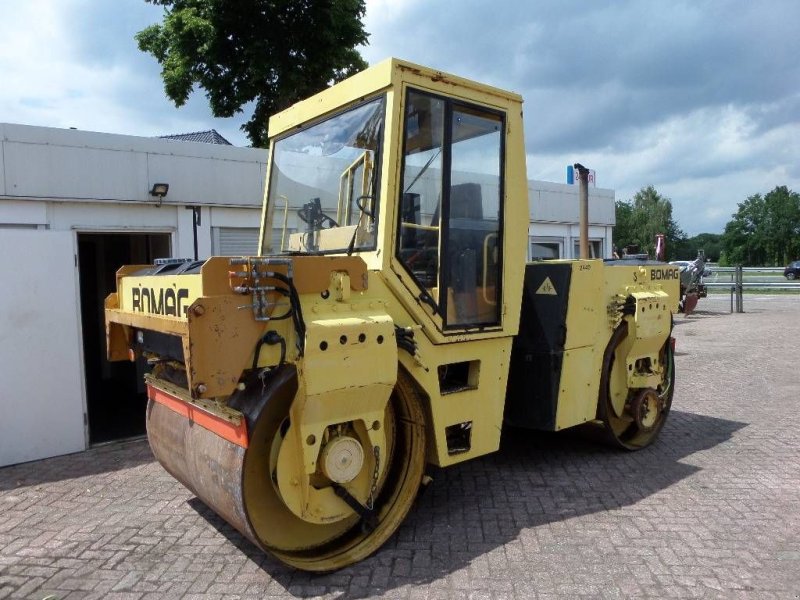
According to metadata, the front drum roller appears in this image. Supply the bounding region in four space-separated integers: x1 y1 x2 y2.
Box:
147 365 427 572
597 321 675 450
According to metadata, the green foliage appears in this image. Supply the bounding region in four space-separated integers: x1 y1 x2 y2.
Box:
136 0 369 147
679 233 722 262
721 186 800 266
665 233 723 263
613 186 686 260
613 199 634 251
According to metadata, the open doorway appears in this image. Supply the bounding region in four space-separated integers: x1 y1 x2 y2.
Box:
78 232 171 444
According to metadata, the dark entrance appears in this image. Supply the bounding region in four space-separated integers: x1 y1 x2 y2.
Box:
78 232 171 444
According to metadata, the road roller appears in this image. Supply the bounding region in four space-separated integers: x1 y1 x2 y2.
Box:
105 58 679 571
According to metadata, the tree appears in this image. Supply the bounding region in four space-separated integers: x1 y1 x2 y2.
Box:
136 0 369 147
684 233 722 262
613 199 634 254
613 186 686 260
720 186 800 266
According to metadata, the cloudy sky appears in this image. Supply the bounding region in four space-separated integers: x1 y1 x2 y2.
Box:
1 0 798 235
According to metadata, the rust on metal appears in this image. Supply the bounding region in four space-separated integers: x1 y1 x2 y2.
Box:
147 383 249 448
146 397 257 545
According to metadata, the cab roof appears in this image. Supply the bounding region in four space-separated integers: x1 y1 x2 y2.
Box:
267 57 523 139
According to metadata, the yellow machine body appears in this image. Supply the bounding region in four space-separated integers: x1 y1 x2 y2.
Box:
105 58 679 571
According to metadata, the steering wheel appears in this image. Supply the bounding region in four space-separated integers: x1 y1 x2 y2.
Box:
296 198 338 229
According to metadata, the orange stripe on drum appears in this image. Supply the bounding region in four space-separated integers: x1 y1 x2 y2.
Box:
147 384 249 448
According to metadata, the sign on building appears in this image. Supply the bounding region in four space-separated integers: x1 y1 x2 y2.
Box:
566 165 596 187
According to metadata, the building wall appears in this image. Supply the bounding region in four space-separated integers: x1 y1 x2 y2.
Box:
0 125 270 466
0 122 614 260
528 180 615 260
0 123 615 465
0 123 266 206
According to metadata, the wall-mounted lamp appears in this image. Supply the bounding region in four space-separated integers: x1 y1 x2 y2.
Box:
149 183 169 206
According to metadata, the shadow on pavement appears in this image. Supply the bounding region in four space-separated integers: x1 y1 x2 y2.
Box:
0 437 154 491
189 409 746 598
673 309 731 323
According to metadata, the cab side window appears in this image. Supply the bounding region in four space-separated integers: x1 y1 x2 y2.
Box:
397 92 445 291
397 89 505 329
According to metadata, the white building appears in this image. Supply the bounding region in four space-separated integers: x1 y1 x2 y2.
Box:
0 123 614 466
528 180 615 261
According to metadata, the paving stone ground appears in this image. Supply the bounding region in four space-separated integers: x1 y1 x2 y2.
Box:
2 294 800 600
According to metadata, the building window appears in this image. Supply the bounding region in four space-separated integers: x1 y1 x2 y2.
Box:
530 240 562 260
572 239 603 259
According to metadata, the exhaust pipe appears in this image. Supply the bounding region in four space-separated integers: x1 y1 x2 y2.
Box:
573 163 590 259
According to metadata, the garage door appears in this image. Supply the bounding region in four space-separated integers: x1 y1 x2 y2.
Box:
212 227 296 255
212 227 259 256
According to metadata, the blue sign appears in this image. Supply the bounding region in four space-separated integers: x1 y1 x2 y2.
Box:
566 165 596 187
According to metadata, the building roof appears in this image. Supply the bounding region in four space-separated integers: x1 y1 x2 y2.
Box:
160 129 232 145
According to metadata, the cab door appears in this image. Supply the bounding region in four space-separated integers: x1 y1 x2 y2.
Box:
394 88 505 333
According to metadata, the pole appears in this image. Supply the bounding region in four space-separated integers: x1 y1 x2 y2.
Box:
185 205 201 260
574 163 590 259
736 265 744 313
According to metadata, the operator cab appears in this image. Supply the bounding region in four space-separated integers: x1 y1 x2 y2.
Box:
259 58 526 336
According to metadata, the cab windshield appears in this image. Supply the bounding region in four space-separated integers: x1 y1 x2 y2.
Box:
262 96 385 254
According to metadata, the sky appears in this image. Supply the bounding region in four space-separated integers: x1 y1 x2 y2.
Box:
1 0 798 235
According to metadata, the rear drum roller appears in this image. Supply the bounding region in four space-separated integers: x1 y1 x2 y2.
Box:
147 365 427 572
597 322 675 450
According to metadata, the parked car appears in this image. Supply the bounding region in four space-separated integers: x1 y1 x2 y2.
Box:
669 260 691 270
785 261 800 280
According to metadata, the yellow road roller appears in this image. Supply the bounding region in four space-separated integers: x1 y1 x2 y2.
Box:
105 59 679 571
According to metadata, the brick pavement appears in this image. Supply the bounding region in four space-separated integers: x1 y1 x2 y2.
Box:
1 295 799 599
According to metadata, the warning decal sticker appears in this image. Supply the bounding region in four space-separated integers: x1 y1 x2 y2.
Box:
536 277 557 295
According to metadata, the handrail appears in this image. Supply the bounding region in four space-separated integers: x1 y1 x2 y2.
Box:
709 266 786 272
482 233 498 306
705 282 799 288
279 195 290 252
697 265 798 314
337 151 372 226
400 222 439 231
